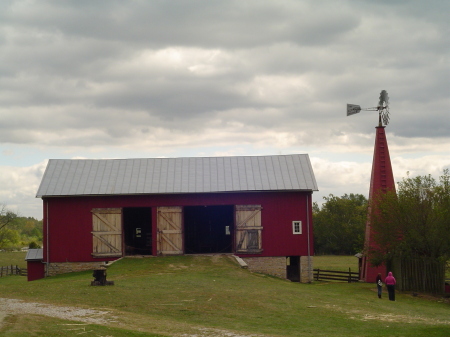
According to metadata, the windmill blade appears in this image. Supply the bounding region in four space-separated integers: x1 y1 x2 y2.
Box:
382 110 390 125
347 104 361 116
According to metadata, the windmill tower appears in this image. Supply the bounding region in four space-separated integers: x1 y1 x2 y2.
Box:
347 90 395 282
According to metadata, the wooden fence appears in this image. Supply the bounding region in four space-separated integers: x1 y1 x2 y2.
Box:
0 265 27 277
313 268 359 283
389 257 445 294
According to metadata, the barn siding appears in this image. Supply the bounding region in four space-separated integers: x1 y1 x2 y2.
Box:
43 191 313 263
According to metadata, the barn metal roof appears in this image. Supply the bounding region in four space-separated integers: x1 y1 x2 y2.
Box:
25 248 43 261
36 154 318 197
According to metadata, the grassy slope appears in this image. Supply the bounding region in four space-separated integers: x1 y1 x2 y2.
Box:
0 255 449 336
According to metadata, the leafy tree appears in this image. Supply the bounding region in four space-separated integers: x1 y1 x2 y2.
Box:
0 204 17 231
0 205 42 250
313 194 368 255
370 170 450 263
9 217 43 244
0 228 20 250
28 241 41 249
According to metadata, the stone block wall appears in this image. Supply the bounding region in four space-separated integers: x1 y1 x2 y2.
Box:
46 262 106 277
300 256 313 283
241 256 286 279
240 255 314 282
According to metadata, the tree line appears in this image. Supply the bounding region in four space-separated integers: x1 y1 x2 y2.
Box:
0 205 42 251
313 193 368 255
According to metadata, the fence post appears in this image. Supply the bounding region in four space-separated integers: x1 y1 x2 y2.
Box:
316 269 320 281
348 268 351 283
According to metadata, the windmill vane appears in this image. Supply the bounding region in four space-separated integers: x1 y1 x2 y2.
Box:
347 90 390 127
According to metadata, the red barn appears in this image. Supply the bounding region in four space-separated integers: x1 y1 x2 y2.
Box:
36 154 318 282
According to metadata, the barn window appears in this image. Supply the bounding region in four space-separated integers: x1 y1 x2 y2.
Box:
292 221 302 234
246 230 259 250
235 205 263 254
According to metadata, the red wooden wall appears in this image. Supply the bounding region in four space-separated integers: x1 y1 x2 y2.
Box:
27 261 46 281
42 191 313 263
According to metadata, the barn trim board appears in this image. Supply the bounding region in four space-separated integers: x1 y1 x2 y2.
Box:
36 154 318 282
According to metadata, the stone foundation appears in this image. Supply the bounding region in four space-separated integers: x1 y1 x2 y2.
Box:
300 256 313 283
240 256 314 282
240 256 286 279
46 262 107 277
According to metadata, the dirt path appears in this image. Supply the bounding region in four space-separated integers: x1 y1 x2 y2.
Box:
0 298 117 325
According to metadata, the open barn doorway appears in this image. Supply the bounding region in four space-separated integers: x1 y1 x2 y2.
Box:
184 205 234 254
287 256 300 282
123 207 152 255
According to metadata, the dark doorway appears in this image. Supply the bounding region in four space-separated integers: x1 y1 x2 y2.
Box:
287 256 300 282
123 207 152 255
184 205 234 254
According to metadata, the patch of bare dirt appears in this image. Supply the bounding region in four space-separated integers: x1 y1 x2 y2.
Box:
0 298 117 325
177 327 265 337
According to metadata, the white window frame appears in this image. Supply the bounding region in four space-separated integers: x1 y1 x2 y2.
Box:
292 221 302 234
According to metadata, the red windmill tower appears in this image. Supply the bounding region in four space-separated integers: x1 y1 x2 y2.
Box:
347 90 395 282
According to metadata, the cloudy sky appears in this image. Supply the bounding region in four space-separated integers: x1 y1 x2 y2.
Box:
1 0 449 219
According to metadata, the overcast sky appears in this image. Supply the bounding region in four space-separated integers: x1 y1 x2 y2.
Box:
1 0 449 219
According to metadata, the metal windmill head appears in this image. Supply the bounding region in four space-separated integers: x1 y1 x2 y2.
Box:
347 90 391 126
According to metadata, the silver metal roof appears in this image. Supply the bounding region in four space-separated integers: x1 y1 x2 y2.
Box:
25 248 43 261
36 154 318 197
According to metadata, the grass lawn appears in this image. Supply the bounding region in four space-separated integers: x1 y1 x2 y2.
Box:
0 314 163 337
0 251 26 268
0 255 449 336
313 255 358 272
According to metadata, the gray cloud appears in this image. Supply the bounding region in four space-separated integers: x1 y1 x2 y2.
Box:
2 1 360 48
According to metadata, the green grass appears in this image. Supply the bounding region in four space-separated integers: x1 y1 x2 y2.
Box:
0 251 26 268
314 255 358 272
0 315 163 337
0 255 449 336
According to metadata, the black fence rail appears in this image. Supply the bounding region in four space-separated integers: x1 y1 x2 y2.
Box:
313 268 359 283
0 265 27 277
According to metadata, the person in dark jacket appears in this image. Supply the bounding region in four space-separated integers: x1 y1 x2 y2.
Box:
376 273 383 299
385 271 396 301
